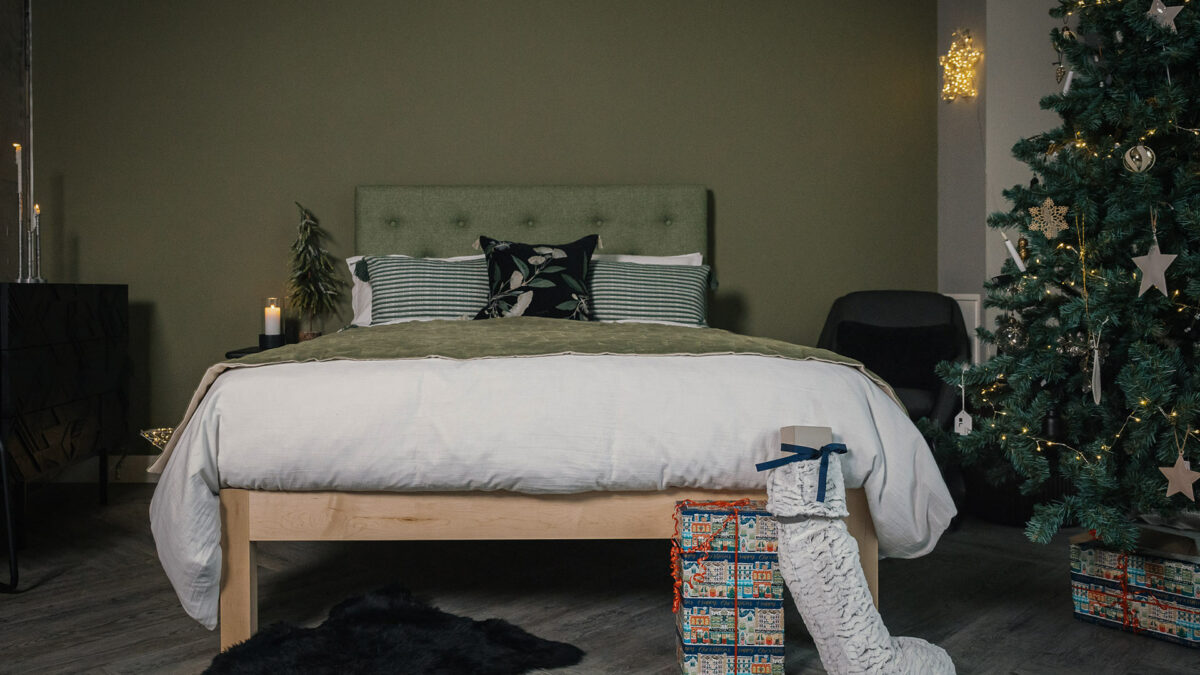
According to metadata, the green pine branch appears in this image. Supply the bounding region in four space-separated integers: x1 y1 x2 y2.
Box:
287 203 345 334
932 1 1200 552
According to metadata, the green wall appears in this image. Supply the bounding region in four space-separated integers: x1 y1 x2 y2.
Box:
35 0 937 439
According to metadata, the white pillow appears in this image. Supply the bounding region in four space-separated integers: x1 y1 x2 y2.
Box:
346 254 485 326
592 252 703 266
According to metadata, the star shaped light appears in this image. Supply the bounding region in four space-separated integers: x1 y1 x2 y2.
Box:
939 30 982 101
1159 453 1200 501
1028 198 1068 239
1132 241 1177 295
1147 0 1184 32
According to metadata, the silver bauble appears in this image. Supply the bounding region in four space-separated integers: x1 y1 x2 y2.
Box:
1123 144 1156 173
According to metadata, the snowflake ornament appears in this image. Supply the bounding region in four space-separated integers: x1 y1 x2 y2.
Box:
1028 198 1069 239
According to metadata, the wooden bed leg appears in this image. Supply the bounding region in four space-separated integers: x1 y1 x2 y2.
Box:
219 489 257 651
844 487 879 608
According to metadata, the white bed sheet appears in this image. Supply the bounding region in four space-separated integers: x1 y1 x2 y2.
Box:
150 353 955 629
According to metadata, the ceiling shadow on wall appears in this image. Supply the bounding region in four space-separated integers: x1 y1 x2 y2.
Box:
50 172 79 283
705 189 746 334
125 301 153 453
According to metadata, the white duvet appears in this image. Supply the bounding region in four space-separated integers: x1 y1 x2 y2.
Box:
150 353 955 629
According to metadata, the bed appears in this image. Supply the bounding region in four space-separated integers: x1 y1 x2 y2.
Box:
148 184 955 651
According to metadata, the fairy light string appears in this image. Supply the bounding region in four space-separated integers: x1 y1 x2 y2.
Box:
962 0 1200 528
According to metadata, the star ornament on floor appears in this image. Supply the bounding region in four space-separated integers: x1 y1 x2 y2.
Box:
1132 242 1177 296
1160 453 1200 501
1028 198 1068 239
1147 0 1184 32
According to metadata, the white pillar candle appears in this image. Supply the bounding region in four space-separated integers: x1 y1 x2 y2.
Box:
13 144 21 203
264 298 282 335
14 144 24 280
33 203 41 279
1002 232 1027 273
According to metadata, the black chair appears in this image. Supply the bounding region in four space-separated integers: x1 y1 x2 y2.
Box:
817 290 971 430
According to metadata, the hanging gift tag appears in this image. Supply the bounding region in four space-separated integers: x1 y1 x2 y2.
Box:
954 410 974 435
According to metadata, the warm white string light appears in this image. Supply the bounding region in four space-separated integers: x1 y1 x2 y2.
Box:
940 30 982 101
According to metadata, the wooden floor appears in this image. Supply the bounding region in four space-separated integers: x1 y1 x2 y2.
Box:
0 484 1195 674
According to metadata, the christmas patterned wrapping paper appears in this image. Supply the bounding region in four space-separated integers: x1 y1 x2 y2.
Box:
1070 527 1200 648
677 643 785 675
674 501 786 675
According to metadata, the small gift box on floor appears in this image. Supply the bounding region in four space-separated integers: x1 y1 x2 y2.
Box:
1070 525 1200 648
673 500 785 675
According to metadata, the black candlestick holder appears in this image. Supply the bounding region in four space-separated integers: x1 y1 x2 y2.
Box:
259 333 285 350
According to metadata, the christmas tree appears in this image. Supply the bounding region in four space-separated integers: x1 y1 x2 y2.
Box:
945 0 1200 551
287 202 344 337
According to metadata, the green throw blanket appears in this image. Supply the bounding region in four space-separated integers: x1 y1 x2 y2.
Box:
150 317 894 472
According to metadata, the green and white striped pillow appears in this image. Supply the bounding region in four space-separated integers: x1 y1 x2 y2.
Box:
365 255 489 324
587 260 710 326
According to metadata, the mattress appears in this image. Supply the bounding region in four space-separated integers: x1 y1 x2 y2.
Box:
150 321 956 629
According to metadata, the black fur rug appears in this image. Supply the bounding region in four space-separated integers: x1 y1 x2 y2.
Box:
205 586 584 675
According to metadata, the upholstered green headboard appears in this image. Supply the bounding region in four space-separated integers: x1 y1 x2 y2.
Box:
355 185 707 258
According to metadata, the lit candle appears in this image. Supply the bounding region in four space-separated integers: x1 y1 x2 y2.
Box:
13 144 21 203
33 203 41 280
264 297 282 335
14 144 24 280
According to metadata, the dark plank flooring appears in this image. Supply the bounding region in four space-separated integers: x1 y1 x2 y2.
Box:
0 484 1196 674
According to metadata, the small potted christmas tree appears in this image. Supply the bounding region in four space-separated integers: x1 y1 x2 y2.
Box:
287 202 344 340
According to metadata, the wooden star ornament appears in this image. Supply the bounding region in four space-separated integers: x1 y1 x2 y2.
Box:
1159 452 1200 501
1132 241 1177 296
1028 198 1068 239
1147 0 1184 32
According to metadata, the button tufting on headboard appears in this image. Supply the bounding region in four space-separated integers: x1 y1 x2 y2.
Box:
355 185 707 258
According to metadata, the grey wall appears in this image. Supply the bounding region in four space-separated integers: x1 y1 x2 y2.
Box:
937 0 987 296
937 0 1064 293
2 0 25 278
983 0 1062 278
34 0 938 437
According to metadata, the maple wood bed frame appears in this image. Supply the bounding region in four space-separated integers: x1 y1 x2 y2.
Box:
217 488 877 649
216 186 880 649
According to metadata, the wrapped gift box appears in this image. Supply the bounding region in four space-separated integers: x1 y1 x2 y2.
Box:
677 598 785 647
1070 526 1200 648
679 505 780 553
678 642 785 675
678 553 784 602
675 501 785 674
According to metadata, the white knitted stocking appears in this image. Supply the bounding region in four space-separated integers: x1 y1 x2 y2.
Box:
766 451 955 674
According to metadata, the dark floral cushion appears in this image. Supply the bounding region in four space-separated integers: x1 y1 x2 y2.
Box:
474 234 598 320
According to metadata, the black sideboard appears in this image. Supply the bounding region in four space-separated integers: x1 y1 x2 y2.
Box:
1 283 129 591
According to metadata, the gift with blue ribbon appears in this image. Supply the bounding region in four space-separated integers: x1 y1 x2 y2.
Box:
755 442 848 503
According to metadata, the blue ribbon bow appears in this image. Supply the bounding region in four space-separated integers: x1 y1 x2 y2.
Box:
755 442 848 502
